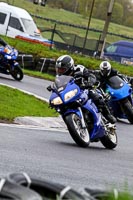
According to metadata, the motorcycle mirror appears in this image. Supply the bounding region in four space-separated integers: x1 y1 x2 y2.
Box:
47 85 52 91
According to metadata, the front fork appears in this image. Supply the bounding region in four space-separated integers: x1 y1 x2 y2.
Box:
62 107 87 129
76 107 87 129
7 60 19 71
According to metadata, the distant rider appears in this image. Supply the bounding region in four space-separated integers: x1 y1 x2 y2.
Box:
0 38 13 61
93 61 133 91
55 55 116 124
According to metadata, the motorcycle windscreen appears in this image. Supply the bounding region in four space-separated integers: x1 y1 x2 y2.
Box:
106 76 125 89
54 75 74 91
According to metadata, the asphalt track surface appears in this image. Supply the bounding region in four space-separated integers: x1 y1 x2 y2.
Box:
0 73 133 193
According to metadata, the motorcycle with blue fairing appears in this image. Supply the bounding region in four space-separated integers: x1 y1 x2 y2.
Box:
47 74 117 149
99 75 133 124
0 45 23 81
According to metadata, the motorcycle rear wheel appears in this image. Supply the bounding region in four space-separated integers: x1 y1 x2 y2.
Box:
100 125 117 149
11 66 24 81
64 113 90 147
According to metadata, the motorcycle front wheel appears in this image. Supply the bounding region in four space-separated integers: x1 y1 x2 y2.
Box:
64 113 90 147
120 99 133 124
10 66 24 81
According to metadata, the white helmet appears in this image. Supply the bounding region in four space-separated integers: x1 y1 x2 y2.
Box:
99 61 111 76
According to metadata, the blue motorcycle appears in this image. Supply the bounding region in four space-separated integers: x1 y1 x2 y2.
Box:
47 75 117 149
0 45 23 81
101 75 133 124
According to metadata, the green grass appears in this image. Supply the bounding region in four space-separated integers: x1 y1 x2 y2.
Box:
103 191 133 200
0 0 133 124
24 69 55 81
0 85 58 122
1 0 133 44
27 6 133 43
1 35 133 78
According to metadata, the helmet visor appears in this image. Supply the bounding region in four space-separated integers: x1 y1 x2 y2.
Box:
55 59 68 75
57 67 67 75
101 68 110 76
56 62 68 75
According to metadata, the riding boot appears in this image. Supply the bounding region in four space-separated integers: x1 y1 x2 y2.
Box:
89 89 116 123
101 105 116 124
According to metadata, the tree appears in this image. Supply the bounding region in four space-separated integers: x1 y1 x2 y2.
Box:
75 0 96 17
93 0 108 20
111 2 123 24
117 0 133 25
44 0 133 27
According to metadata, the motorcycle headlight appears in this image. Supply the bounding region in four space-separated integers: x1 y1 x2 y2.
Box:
51 97 63 105
64 89 78 101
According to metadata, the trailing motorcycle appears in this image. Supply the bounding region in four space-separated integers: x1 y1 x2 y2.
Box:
0 45 23 81
47 75 117 149
99 75 133 124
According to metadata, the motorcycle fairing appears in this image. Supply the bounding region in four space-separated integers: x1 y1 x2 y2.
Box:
0 46 19 70
49 75 106 140
51 76 83 104
108 100 127 119
82 100 105 139
106 83 132 100
106 75 132 100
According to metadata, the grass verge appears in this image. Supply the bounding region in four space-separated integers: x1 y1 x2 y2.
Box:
0 85 58 123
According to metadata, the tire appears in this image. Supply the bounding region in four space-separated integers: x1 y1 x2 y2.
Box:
121 99 133 124
100 124 117 149
64 113 90 147
0 178 41 200
7 172 85 200
11 65 24 81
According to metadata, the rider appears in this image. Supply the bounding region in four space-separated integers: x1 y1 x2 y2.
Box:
94 60 133 91
0 38 11 58
55 55 116 124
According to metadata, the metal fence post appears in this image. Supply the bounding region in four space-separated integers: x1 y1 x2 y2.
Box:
50 23 56 50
